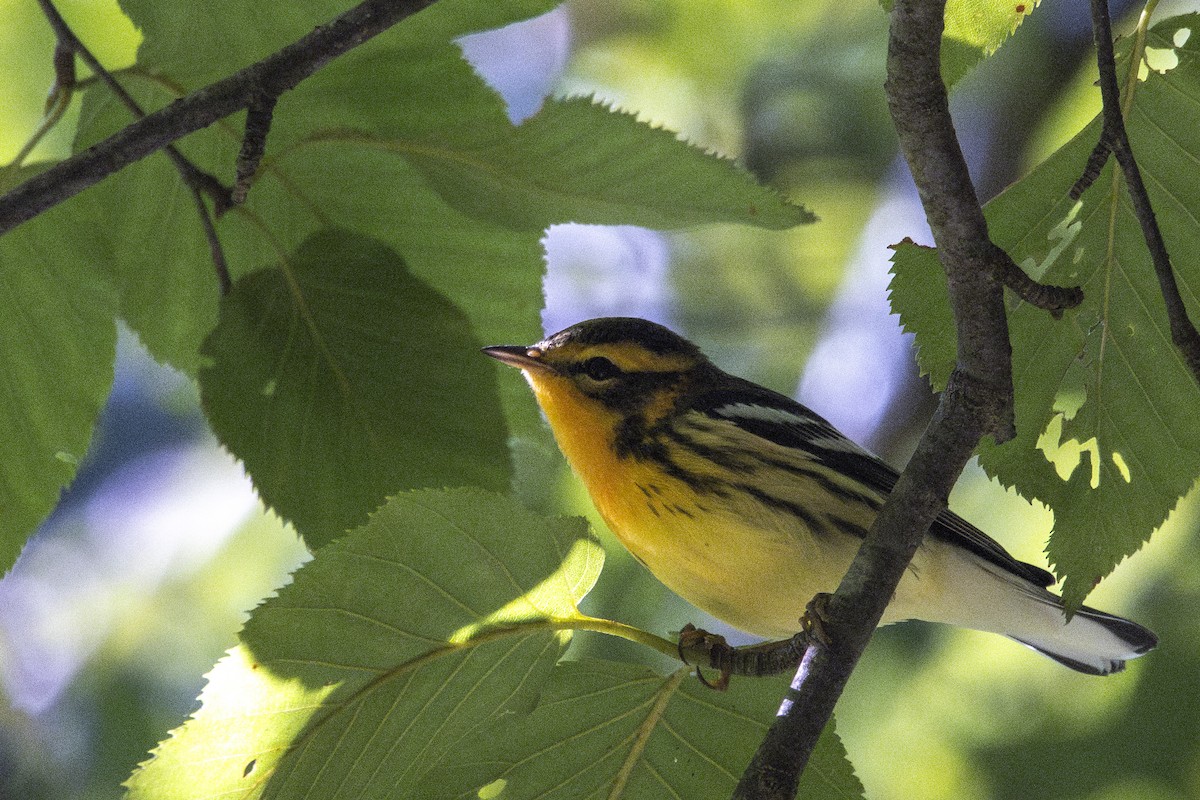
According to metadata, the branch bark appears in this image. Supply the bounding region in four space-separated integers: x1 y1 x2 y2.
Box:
0 0 438 236
731 0 1072 795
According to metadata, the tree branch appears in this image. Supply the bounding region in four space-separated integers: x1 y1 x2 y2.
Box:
232 89 279 205
0 0 438 236
991 241 1082 318
35 0 236 292
1073 0 1200 382
731 0 1057 795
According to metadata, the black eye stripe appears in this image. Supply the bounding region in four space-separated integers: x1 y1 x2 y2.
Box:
575 356 622 381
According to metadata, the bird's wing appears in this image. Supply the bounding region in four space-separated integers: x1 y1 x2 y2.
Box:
691 379 1056 588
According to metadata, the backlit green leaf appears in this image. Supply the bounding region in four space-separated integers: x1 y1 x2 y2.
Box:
941 0 1039 87
124 489 603 800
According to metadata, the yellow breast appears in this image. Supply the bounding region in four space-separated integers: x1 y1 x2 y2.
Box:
525 370 852 637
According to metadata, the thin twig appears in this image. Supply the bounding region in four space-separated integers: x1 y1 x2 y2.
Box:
1075 0 1200 380
34 0 234 293
0 0 439 236
232 89 279 205
732 0 1026 796
35 0 229 204
991 241 1083 318
3 44 76 173
50 40 76 100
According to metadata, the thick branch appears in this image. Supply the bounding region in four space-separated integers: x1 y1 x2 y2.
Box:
1076 0 1200 381
732 1 1023 797
0 0 438 236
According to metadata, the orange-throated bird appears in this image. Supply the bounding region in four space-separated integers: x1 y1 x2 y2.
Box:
484 317 1156 675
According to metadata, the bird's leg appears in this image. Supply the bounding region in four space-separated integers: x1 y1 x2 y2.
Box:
677 623 813 691
800 592 834 647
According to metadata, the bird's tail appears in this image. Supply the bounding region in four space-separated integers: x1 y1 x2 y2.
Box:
1005 593 1157 675
919 554 1158 676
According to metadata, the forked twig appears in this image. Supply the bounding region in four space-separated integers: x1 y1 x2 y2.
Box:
0 0 438 245
34 0 234 293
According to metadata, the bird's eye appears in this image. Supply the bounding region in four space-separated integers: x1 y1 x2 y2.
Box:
580 356 621 381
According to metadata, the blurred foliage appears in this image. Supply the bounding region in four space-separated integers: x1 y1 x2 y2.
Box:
0 448 309 800
0 0 140 163
1 1 1196 800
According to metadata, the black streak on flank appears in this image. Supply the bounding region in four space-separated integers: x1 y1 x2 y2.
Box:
826 515 869 540
736 484 825 533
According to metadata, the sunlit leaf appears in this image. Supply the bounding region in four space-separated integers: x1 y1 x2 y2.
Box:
889 15 1200 607
125 489 603 800
878 0 1038 87
942 0 1039 87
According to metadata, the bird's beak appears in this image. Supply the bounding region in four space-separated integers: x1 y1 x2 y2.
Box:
482 345 552 373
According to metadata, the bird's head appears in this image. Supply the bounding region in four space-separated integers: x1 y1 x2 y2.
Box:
483 317 710 428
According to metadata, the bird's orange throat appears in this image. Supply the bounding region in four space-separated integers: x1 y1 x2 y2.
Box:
522 370 658 541
525 371 626 490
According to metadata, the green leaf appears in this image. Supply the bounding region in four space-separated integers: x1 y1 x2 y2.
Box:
427 659 863 800
68 2 812 375
125 489 604 800
392 0 566 43
941 0 1039 87
0 169 117 573
68 3 560 372
268 140 550 430
393 95 815 232
878 0 1038 87
199 229 511 549
888 15 1200 607
888 239 955 390
78 2 377 372
117 0 348 85
71 86 238 373
250 43 552 446
287 48 813 234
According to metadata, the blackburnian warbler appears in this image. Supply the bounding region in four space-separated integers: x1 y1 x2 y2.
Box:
484 317 1156 675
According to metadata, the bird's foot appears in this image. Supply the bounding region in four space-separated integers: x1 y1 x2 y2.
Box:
677 623 812 691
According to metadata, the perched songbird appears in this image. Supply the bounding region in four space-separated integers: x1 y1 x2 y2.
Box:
484 317 1157 675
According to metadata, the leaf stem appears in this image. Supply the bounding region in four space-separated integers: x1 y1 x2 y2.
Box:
555 615 683 660
1124 0 1161 118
